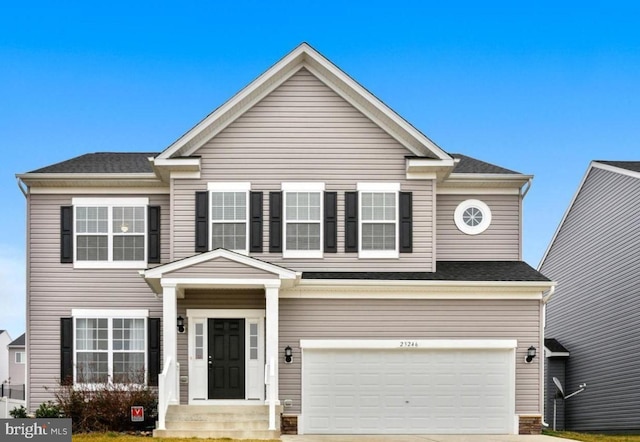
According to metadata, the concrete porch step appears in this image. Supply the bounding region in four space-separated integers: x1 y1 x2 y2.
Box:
153 429 280 440
156 404 281 439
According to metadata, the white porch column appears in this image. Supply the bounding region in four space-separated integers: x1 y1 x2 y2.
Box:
265 281 280 407
162 282 178 404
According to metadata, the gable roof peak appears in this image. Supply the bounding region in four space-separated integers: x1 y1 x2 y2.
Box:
155 43 452 162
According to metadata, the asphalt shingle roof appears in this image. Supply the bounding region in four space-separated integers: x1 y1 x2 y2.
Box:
451 154 520 174
596 161 640 173
29 152 159 174
545 338 569 354
8 333 25 347
302 261 549 282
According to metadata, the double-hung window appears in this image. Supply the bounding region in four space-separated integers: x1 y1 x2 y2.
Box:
282 182 324 258
208 183 250 254
73 198 148 268
358 183 399 258
73 309 147 385
15 352 25 364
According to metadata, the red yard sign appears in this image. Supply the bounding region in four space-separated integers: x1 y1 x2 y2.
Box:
131 406 144 422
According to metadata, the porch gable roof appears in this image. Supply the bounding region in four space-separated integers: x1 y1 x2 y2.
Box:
140 248 299 293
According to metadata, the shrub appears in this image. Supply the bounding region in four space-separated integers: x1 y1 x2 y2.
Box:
52 378 157 433
9 405 28 418
35 401 62 418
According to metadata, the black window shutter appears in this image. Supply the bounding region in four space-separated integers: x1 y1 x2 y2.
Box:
195 191 209 252
60 206 73 263
344 191 358 253
60 317 73 385
269 192 282 253
147 206 161 263
324 192 337 253
148 318 161 387
399 192 413 253
249 192 263 253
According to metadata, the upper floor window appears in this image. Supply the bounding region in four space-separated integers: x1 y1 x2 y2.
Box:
357 183 400 258
72 198 149 269
15 351 25 364
208 183 250 254
282 182 324 258
454 199 492 235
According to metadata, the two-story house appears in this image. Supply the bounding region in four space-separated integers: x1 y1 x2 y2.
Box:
17 43 554 438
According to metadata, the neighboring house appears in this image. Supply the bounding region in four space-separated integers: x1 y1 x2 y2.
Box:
0 330 11 385
17 43 554 438
8 334 26 387
540 161 640 432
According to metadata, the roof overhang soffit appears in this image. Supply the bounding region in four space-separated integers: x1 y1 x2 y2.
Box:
155 43 453 161
15 172 165 189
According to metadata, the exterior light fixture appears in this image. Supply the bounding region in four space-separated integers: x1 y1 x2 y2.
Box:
525 346 537 363
284 346 293 364
177 316 185 333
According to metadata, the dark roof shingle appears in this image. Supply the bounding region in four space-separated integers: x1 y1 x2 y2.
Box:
29 152 159 174
303 261 549 282
8 333 25 347
596 161 640 173
545 338 569 354
451 154 520 174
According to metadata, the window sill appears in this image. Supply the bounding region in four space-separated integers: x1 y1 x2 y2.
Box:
282 250 323 259
358 250 399 259
73 261 148 270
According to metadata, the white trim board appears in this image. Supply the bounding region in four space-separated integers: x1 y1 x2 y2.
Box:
300 339 518 350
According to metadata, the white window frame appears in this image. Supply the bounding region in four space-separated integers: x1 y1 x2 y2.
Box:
72 197 149 269
282 182 325 259
357 183 400 259
207 182 251 255
454 199 492 235
71 309 149 388
15 351 25 364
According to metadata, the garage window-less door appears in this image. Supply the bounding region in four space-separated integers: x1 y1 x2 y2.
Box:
302 341 515 435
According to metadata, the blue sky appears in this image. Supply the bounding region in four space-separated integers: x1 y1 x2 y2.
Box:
1 1 639 338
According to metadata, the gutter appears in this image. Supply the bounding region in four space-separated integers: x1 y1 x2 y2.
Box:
542 285 556 303
521 177 533 198
16 176 28 197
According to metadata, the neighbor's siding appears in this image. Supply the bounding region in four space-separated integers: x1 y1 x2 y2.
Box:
171 68 434 271
26 193 169 410
436 194 521 260
545 357 567 430
176 289 265 404
541 166 640 431
279 298 541 415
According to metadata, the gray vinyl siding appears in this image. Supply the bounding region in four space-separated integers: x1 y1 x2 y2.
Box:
436 194 521 260
541 166 640 431
26 193 169 410
279 298 541 416
176 289 265 404
172 68 434 271
165 257 278 279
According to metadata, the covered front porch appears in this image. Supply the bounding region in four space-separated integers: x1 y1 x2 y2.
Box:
140 249 299 437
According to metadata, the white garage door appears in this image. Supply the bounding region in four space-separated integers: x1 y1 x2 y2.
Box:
302 342 515 434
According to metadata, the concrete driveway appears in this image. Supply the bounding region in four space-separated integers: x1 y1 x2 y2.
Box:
282 435 574 442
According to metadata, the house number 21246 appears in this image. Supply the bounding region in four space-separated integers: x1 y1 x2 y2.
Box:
399 341 419 347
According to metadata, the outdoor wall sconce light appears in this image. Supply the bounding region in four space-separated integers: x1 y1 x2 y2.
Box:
177 316 185 333
525 346 537 363
284 346 293 364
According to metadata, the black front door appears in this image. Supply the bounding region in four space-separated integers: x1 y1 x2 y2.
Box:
208 318 245 399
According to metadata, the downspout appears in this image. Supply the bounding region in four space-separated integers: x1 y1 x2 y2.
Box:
16 176 29 410
521 177 533 199
540 285 556 428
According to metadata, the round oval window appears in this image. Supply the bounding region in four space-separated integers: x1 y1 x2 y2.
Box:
454 199 492 235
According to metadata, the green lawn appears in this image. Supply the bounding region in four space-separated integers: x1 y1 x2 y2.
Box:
545 430 640 441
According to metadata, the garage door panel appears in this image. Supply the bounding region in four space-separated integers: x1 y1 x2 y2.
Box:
303 347 514 434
